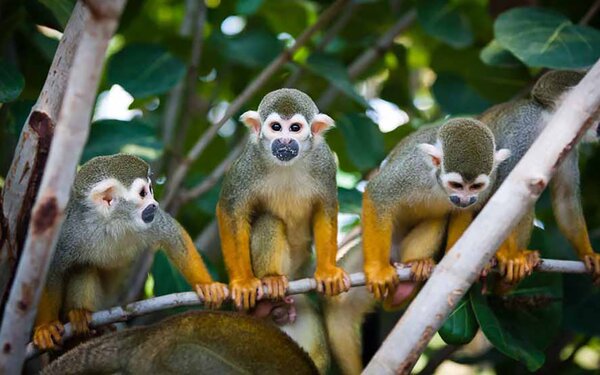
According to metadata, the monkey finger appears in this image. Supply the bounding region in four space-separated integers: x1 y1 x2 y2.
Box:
505 261 514 283
337 278 346 294
372 284 382 301
594 256 600 275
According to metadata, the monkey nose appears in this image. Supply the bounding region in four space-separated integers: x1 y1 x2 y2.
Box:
142 204 157 223
271 139 299 162
449 196 461 206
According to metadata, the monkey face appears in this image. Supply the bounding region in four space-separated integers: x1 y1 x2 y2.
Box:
440 172 490 208
87 176 158 229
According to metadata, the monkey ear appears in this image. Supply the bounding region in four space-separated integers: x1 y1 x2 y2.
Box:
90 179 118 208
418 143 443 168
311 114 335 136
240 111 261 134
494 148 511 164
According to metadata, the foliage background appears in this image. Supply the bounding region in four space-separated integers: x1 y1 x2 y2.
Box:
1 0 600 373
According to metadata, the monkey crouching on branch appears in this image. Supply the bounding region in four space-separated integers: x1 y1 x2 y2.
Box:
476 70 600 283
217 88 350 372
33 154 228 350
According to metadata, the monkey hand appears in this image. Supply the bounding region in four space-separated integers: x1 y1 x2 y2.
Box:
33 320 64 350
582 252 600 284
314 266 350 296
497 250 540 284
407 258 436 282
365 264 400 301
68 308 93 336
230 277 264 310
261 275 288 300
195 282 229 309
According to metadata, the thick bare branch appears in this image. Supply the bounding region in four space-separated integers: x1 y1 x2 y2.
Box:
25 258 587 359
161 0 349 209
0 2 86 302
317 9 416 110
364 60 600 375
0 1 126 372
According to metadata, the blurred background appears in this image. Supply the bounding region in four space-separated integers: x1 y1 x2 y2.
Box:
1 0 600 373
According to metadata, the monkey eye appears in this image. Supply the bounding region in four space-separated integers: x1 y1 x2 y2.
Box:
139 188 147 198
271 122 282 131
470 183 484 191
290 123 302 132
448 181 463 189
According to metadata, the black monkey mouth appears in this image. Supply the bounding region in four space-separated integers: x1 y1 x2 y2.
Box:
271 140 299 162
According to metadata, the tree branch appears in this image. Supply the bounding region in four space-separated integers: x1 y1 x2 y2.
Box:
0 1 87 303
0 1 126 372
317 9 416 110
24 258 589 360
161 0 349 209
363 60 600 375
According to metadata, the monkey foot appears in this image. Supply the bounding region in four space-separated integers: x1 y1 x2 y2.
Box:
252 296 297 325
314 266 350 296
67 308 92 335
365 264 400 301
582 252 600 284
497 249 540 284
33 320 64 350
408 258 436 282
195 282 229 309
261 275 288 300
230 277 263 310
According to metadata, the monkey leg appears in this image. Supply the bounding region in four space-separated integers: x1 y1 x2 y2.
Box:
280 295 330 374
551 151 600 283
33 280 64 350
64 268 102 336
496 210 540 285
251 213 292 300
400 217 447 281
362 192 398 300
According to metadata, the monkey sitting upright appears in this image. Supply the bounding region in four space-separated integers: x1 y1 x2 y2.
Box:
33 154 228 350
362 118 515 300
216 88 350 372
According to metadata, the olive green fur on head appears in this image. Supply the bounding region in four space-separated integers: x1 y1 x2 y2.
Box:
439 118 495 182
532 70 584 109
74 154 150 195
258 88 319 122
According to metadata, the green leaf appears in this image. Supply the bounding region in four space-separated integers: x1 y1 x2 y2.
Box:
417 0 473 49
236 0 263 15
213 29 283 68
432 72 491 114
338 187 362 215
39 0 75 28
305 53 368 107
151 251 191 296
563 274 600 336
439 296 478 345
336 113 385 172
480 40 523 68
0 60 25 103
83 119 162 162
471 273 563 371
495 7 600 69
106 44 186 98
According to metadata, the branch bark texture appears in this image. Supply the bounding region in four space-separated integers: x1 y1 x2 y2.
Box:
363 60 600 375
0 1 126 372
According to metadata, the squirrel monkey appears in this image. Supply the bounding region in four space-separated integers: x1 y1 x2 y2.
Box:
362 118 511 300
217 88 348 372
476 70 600 283
32 154 228 350
42 311 318 374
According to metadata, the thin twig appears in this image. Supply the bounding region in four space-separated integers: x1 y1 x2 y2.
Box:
317 9 416 110
24 258 589 360
0 1 126 372
580 0 600 25
161 0 349 209
363 61 600 375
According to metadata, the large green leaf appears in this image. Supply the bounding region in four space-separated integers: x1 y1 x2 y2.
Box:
39 0 75 29
432 72 491 114
236 0 263 15
213 29 283 69
106 44 186 98
0 60 24 103
439 295 478 345
480 40 523 68
151 251 191 296
305 53 368 107
495 7 600 69
336 113 385 172
83 119 162 162
471 273 563 371
417 0 473 48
